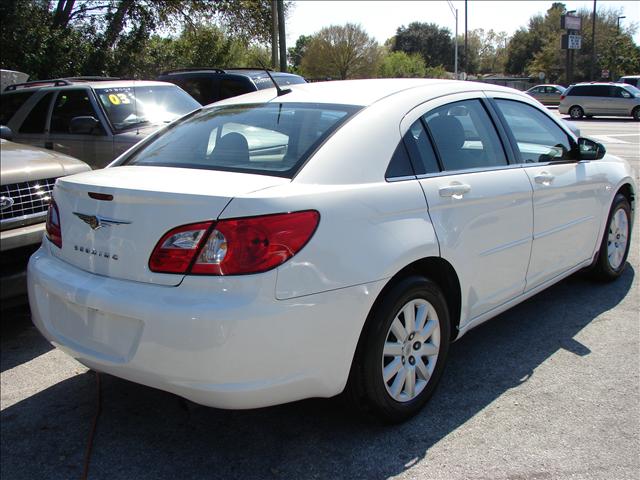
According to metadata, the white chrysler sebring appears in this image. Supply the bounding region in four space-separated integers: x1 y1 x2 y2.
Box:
28 79 635 422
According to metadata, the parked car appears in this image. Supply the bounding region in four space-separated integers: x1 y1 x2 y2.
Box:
525 84 566 105
618 75 640 88
157 68 306 105
1 135 90 307
1 77 201 168
28 79 635 422
559 82 640 120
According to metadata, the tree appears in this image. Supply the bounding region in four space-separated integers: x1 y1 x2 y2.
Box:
392 22 454 70
288 35 312 72
300 24 380 80
378 51 426 78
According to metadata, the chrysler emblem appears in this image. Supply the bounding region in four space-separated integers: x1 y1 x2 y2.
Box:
0 196 14 211
73 212 131 230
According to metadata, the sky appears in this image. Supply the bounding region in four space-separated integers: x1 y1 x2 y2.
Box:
287 0 640 45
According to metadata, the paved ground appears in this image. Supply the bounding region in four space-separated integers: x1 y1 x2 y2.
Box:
1 115 638 480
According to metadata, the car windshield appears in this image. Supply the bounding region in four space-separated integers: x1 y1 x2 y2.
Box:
96 85 200 131
623 84 640 96
124 102 360 178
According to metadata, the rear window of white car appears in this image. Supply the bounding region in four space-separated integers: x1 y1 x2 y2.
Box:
125 102 360 178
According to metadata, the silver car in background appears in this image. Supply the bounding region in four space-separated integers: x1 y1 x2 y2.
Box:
559 82 640 120
1 78 201 168
525 84 566 106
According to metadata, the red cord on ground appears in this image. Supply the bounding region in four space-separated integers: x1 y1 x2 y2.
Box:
81 371 102 480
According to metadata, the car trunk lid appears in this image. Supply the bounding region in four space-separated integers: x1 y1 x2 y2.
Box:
50 165 288 286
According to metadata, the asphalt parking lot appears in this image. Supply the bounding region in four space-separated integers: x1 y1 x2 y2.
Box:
1 114 639 480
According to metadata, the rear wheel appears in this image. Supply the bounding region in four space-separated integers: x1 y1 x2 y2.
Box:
347 276 450 423
633 107 640 121
569 105 584 119
591 194 632 281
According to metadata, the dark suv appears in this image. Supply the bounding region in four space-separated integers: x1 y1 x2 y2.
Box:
157 68 306 105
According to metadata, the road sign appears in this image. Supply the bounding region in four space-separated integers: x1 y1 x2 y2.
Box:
562 34 582 49
602 69 610 78
561 14 582 31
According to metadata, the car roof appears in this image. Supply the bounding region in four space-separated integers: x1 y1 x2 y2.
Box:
620 75 640 79
3 78 173 93
207 78 508 108
158 68 303 79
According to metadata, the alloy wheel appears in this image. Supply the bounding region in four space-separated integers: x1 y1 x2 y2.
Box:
381 299 440 402
607 207 629 270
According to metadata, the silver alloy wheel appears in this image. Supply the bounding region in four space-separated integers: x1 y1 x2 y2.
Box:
381 299 440 402
570 106 583 119
607 207 629 270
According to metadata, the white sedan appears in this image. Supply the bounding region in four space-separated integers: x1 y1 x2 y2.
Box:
28 79 635 422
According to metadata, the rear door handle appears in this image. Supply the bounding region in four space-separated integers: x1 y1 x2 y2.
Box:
439 183 471 198
534 172 555 185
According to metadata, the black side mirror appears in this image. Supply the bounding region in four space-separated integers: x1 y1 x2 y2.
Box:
0 125 13 141
578 137 606 160
69 116 100 135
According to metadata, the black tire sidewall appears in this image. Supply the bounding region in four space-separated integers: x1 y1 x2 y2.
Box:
360 276 451 422
595 194 632 279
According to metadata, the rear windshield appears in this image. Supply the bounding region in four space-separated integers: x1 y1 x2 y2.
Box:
125 102 360 178
254 75 307 90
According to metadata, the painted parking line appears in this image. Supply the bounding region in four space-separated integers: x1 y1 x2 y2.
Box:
590 135 629 144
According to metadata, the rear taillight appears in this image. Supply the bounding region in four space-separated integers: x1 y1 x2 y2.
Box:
149 211 320 275
560 95 566 100
46 200 62 248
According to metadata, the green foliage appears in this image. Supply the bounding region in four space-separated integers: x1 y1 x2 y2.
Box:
505 2 640 82
300 23 380 80
288 35 312 71
424 65 449 79
378 51 426 78
393 22 454 70
0 0 281 80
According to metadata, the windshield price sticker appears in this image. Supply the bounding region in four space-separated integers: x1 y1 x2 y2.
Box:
108 93 132 105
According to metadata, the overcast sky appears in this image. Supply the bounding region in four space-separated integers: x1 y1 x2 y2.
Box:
287 1 640 45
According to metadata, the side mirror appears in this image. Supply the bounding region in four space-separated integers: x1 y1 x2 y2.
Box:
69 116 100 135
0 125 13 141
578 137 606 160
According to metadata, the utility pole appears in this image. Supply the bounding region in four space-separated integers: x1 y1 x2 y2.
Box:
277 0 286 72
464 0 468 78
271 0 279 69
447 1 458 78
590 0 596 80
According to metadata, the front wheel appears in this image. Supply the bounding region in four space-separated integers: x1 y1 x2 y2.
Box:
569 105 584 119
591 194 632 281
633 107 640 121
346 276 450 423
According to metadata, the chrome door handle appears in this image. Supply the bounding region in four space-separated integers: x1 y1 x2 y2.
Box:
439 183 471 198
534 172 555 185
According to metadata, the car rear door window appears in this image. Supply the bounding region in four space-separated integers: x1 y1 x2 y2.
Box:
51 89 102 134
19 92 53 134
402 120 440 175
495 99 574 163
423 99 507 171
0 91 35 124
219 79 251 101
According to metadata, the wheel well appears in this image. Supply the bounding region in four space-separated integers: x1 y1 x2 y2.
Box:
377 258 462 341
617 183 636 217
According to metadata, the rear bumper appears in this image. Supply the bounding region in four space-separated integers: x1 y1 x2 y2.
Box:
28 241 385 409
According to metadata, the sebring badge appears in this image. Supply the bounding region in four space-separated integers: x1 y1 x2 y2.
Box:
0 196 14 211
73 212 131 230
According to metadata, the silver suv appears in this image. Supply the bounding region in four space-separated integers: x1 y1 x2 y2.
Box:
1 77 201 168
1 137 90 305
559 82 640 120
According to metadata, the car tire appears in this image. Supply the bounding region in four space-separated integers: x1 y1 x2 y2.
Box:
569 106 584 119
633 107 640 121
590 193 632 281
346 275 450 423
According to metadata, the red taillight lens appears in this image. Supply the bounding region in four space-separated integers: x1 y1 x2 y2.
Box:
46 200 62 248
149 222 213 273
148 211 320 275
560 95 566 100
